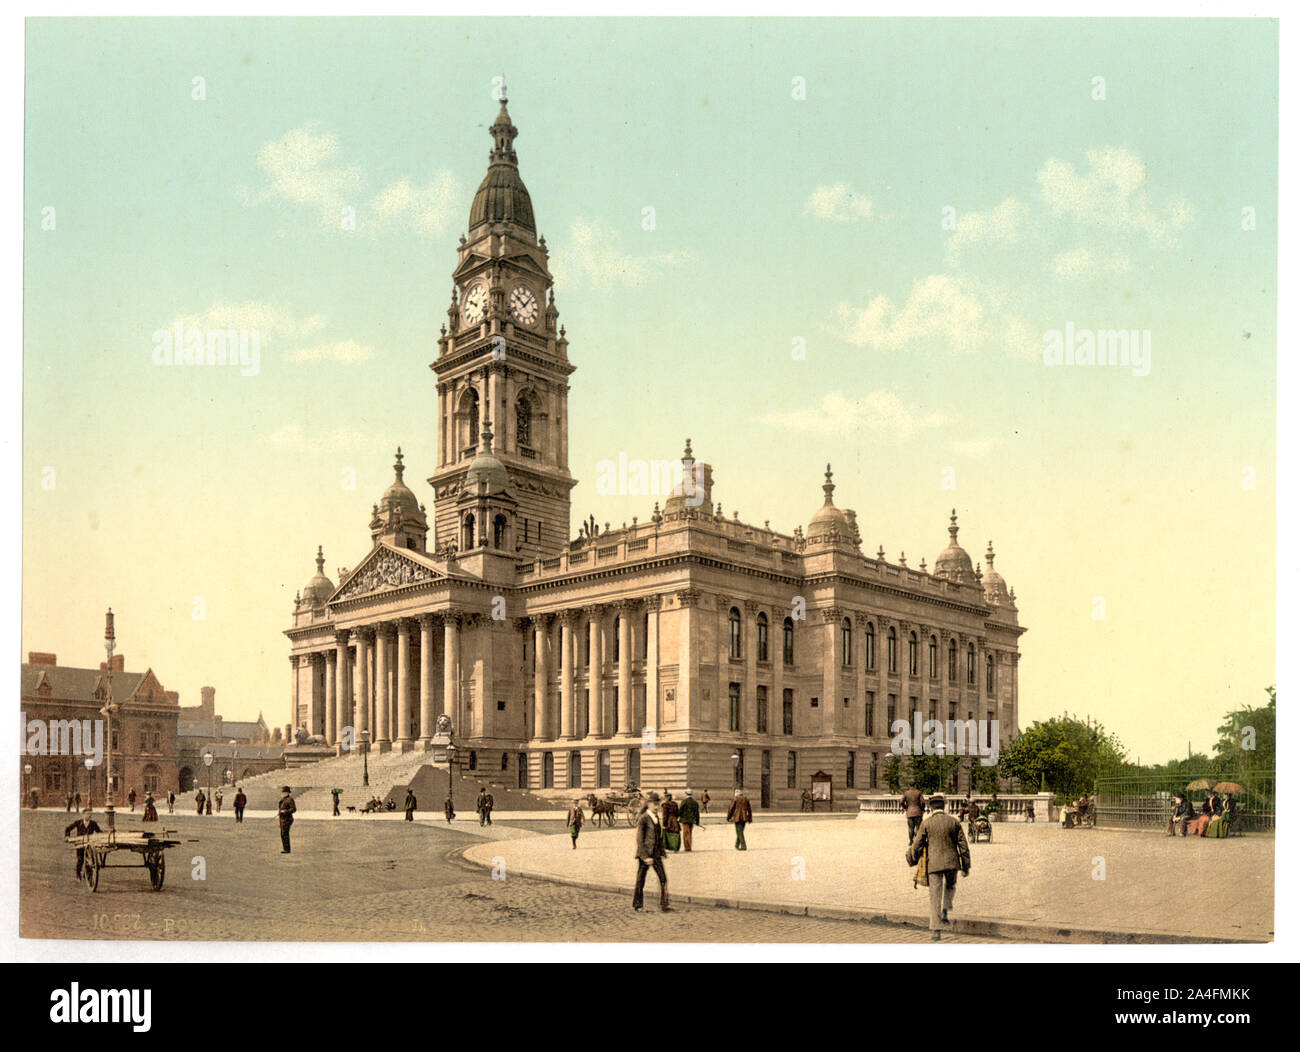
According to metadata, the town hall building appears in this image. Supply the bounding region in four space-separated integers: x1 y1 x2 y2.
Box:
284 97 1024 808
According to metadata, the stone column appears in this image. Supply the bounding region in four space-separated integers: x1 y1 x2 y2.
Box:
853 613 868 738
586 607 602 738
443 614 460 736
290 655 300 732
560 612 575 739
645 596 661 732
325 649 337 746
918 623 933 730
419 615 435 747
396 619 413 751
353 629 370 744
772 606 785 737
375 623 392 752
335 630 351 750
533 617 549 740
821 608 841 737
617 602 633 736
677 590 700 730
743 600 759 735
599 610 615 736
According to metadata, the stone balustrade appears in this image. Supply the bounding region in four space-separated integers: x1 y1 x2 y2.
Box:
857 792 1055 822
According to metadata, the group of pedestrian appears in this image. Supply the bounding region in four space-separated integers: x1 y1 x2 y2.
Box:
1167 790 1236 838
475 787 495 826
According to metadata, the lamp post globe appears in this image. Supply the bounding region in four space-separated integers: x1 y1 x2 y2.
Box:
23 763 32 808
203 751 214 815
730 752 740 790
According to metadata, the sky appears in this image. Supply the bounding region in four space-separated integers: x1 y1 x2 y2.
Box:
22 17 1277 763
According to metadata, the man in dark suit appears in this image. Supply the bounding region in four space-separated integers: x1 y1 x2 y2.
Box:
277 786 296 853
233 787 247 823
1166 793 1193 836
726 789 753 850
404 789 417 821
906 794 971 940
65 810 102 879
901 784 926 844
632 792 671 912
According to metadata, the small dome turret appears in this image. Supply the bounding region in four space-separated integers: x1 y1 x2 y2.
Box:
933 509 976 583
807 464 850 540
301 546 335 606
982 540 1012 605
464 419 510 494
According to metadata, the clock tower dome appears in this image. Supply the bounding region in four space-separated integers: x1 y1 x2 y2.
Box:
430 95 575 561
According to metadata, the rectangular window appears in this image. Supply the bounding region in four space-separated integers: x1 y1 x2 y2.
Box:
518 753 528 789
543 752 554 789
583 689 591 736
870 752 879 789
756 685 768 734
598 749 610 789
810 696 819 708
887 694 897 730
987 657 995 694
948 701 957 722
497 699 506 711
782 689 794 735
628 748 641 786
787 750 797 789
612 686 619 734
865 691 875 736
846 751 856 789
728 682 741 732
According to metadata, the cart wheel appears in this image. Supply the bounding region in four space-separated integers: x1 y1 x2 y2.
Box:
82 851 100 892
625 806 638 827
148 851 165 891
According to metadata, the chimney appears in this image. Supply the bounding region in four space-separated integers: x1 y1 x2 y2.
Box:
213 714 223 737
27 652 57 666
200 686 216 720
98 655 125 673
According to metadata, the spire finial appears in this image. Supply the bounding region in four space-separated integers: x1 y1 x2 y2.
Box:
948 508 960 544
986 540 996 567
481 416 495 452
683 437 693 460
316 545 325 573
393 447 405 481
822 463 835 506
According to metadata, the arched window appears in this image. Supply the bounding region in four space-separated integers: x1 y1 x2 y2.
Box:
887 626 898 673
929 636 938 679
841 618 852 666
515 393 532 448
459 387 480 453
986 654 995 694
729 607 742 660
908 632 918 676
948 638 957 681
865 622 875 670
756 612 769 662
492 513 508 549
967 643 976 685
462 513 476 550
783 617 795 665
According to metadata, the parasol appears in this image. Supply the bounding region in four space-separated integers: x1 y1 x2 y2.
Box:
1213 782 1245 795
1186 778 1215 791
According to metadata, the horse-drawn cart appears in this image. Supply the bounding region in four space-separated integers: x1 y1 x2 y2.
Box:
587 785 645 827
67 829 182 892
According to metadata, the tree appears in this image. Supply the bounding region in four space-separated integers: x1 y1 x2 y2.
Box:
882 754 903 793
973 759 1002 796
1000 716 1126 800
907 752 959 794
1214 686 1275 779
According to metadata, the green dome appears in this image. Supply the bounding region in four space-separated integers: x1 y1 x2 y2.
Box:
464 421 510 493
468 100 536 235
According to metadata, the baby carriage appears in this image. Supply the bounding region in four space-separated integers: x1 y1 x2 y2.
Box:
968 814 993 843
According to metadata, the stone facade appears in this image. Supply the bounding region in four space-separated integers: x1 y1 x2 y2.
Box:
285 98 1025 810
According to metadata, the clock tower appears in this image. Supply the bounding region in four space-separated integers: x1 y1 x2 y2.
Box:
430 96 576 561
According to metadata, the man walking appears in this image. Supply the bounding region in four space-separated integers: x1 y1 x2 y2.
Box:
404 788 417 822
65 792 74 813
444 794 455 824
277 786 296 854
906 793 971 941
632 792 671 912
128 787 137 812
727 788 753 850
678 789 700 852
700 789 710 817
195 788 206 815
661 792 681 852
901 783 926 845
233 786 247 823
331 788 341 816
166 789 175 815
74 791 82 811
215 788 224 814
476 786 493 827
567 798 584 849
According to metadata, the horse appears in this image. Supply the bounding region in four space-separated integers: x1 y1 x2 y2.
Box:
586 793 616 828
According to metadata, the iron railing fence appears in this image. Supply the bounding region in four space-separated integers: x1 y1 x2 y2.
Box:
1094 769 1274 832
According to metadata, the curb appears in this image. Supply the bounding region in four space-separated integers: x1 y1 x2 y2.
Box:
458 847 1269 945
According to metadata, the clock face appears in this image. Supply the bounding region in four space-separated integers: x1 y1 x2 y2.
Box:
509 285 539 326
461 283 487 326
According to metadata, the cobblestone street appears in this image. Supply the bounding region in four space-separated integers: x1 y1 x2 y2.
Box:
21 811 1010 944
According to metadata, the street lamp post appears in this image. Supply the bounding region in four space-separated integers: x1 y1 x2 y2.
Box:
731 752 741 791
84 757 94 810
362 731 370 787
447 744 456 807
23 763 32 808
101 608 120 832
203 751 214 815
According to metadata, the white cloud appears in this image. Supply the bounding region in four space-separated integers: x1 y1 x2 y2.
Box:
1051 247 1135 279
248 123 463 236
1037 147 1194 244
830 275 994 353
804 183 874 222
945 196 1027 261
162 302 371 366
551 218 692 289
764 390 950 441
369 172 462 237
291 339 375 364
251 123 362 224
261 424 375 454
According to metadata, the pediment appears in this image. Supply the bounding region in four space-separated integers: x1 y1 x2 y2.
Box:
331 546 442 602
